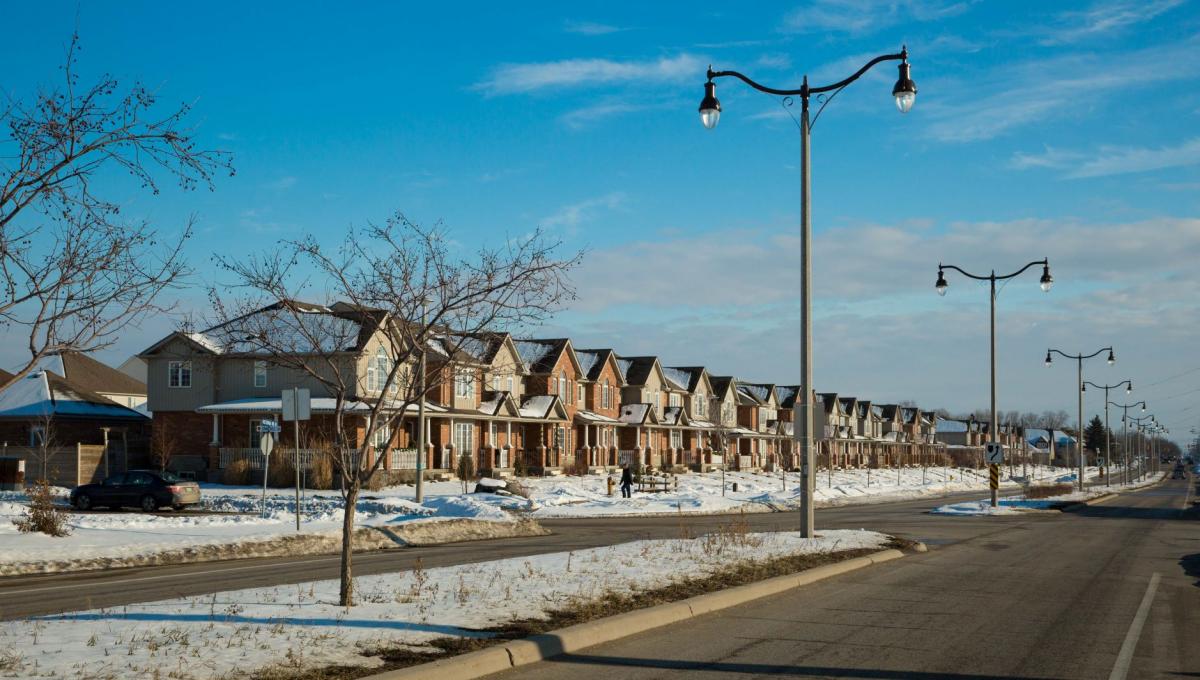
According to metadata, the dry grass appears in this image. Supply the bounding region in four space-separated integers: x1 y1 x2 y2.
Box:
222 459 252 486
1025 482 1074 499
307 453 333 490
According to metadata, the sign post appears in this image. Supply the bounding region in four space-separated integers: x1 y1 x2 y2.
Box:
258 420 280 518
282 388 311 531
986 442 1004 506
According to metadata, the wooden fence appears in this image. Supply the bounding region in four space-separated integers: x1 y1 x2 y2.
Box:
0 444 113 487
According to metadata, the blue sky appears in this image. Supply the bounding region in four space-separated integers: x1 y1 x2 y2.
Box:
3 0 1200 442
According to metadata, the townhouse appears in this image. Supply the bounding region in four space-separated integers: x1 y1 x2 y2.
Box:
137 299 956 481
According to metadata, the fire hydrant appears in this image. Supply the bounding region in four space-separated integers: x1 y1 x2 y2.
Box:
607 475 615 497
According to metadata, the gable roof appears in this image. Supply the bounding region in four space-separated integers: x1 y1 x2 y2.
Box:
32 352 147 397
0 370 148 421
574 348 625 384
739 383 775 404
663 366 709 394
708 376 735 400
775 385 800 409
617 356 662 387
513 338 583 376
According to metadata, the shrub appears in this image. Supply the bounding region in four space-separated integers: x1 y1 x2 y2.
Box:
456 453 476 493
268 454 297 488
513 452 528 477
1025 482 1074 499
568 454 590 477
221 459 251 486
14 480 71 537
307 452 334 490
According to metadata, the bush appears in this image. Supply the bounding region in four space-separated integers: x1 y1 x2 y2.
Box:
268 454 297 488
222 459 251 486
456 453 476 493
14 480 71 537
1025 482 1074 499
513 452 528 477
568 454 590 477
307 452 334 490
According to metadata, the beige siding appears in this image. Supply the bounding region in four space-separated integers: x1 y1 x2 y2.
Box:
216 357 343 400
145 338 217 412
486 343 523 400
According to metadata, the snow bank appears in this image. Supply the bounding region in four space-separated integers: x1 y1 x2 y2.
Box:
931 470 1164 516
0 529 890 679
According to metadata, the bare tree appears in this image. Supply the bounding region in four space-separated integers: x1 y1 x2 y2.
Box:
211 214 580 606
28 412 57 483
150 424 178 472
0 33 232 390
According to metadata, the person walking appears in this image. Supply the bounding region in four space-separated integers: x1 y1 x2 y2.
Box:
619 464 633 498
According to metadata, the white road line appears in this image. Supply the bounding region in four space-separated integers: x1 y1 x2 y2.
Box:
1108 572 1160 680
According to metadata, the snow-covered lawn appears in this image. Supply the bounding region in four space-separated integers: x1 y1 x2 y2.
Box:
931 470 1164 516
0 465 1082 574
0 528 890 680
0 488 515 575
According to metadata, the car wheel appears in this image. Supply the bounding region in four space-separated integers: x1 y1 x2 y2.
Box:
74 494 92 511
140 494 158 512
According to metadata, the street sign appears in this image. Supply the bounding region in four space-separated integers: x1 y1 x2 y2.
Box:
282 388 311 421
986 442 1004 464
257 420 282 435
259 432 275 456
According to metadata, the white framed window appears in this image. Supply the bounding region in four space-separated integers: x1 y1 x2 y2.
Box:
29 425 45 447
558 374 567 396
492 375 500 391
253 360 267 388
670 429 682 449
455 369 474 398
506 375 514 392
168 361 192 388
454 422 473 454
602 381 610 409
695 397 705 418
249 418 266 448
371 423 391 449
669 393 681 408
578 384 585 405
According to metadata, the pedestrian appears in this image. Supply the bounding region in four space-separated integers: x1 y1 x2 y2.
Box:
620 463 633 498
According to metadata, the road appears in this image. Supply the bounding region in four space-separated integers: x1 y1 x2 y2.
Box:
488 476 1199 680
0 487 1023 620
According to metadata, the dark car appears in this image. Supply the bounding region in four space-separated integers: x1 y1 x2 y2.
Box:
69 470 201 512
1171 468 1186 480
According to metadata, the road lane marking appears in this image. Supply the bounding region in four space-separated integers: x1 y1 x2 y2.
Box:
1108 572 1160 680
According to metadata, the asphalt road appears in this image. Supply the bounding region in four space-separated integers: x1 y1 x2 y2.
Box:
0 486 1024 620
488 476 1199 680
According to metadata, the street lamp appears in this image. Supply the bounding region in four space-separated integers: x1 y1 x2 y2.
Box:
1130 414 1154 481
1045 346 1115 491
1083 379 1132 487
701 47 915 538
935 259 1052 507
1110 400 1147 485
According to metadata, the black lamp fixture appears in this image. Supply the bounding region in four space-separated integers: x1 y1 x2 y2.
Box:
699 81 721 129
892 60 917 113
1039 264 1054 292
1107 349 1116 364
935 267 948 296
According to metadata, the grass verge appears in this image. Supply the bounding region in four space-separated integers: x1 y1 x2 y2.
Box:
251 535 911 680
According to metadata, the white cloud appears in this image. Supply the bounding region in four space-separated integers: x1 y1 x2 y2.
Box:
541 192 626 229
563 20 627 36
924 36 1200 142
265 176 297 190
475 54 704 95
781 0 971 35
559 100 660 130
1043 0 1186 45
1011 138 1200 179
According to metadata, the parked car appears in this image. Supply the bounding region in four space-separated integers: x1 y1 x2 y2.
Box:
1171 468 1186 480
69 470 201 511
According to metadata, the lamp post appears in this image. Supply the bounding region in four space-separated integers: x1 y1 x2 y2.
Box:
1045 346 1115 491
1110 400 1147 484
700 47 916 538
1083 379 1132 487
415 298 428 503
1130 414 1155 481
935 260 1053 507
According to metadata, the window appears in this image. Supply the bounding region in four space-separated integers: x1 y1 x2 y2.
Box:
253 360 267 388
695 397 705 418
558 374 566 396
602 381 610 409
29 425 45 447
492 375 500 391
669 393 681 408
454 422 473 454
249 419 266 448
554 426 565 449
455 369 474 398
578 384 585 405
371 423 391 449
670 429 682 449
168 361 191 388
506 375 514 392
367 347 393 393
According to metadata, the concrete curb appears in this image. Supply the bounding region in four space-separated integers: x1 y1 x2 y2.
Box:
363 547 906 680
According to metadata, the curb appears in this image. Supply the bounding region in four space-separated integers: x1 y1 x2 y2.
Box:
363 547 906 680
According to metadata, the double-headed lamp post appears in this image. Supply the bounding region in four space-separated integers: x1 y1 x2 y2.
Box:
935 260 1052 507
1082 379 1132 487
1110 400 1147 484
1129 414 1156 480
1045 347 1115 491
700 48 916 538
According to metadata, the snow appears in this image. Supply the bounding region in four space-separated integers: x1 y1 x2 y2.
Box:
660 366 692 391
931 469 1164 516
0 529 890 679
0 370 145 419
518 394 556 418
0 487 513 574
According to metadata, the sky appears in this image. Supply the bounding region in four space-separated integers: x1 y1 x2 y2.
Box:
2 0 1199 444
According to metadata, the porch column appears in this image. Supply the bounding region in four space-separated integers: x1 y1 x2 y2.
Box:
539 425 547 468
506 421 512 452
424 417 433 470
583 424 591 465
448 418 455 469
210 414 220 444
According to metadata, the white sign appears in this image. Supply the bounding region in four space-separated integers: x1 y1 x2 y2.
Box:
257 420 282 434
282 388 311 421
259 432 275 456
985 442 1004 464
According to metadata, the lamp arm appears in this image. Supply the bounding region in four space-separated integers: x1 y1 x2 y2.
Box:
707 50 906 98
995 258 1049 281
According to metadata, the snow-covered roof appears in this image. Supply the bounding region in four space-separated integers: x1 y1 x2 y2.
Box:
731 427 759 437
574 350 604 380
513 340 566 374
0 371 148 421
615 357 634 381
618 403 651 424
739 383 771 403
518 395 558 419
195 397 444 415
661 367 691 392
774 385 799 407
938 419 969 433
200 304 369 355
575 410 620 424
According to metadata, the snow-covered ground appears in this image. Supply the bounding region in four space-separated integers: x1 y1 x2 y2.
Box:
0 528 890 680
0 465 1080 573
931 470 1164 516
0 488 514 574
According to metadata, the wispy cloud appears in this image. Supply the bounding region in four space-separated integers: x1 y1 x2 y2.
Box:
755 53 792 70
1012 138 1200 179
1042 0 1185 44
559 99 674 129
563 20 627 35
541 192 626 229
474 54 703 95
781 0 971 35
265 176 297 190
924 36 1200 143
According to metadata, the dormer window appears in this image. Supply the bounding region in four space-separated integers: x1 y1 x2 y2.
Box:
455 369 474 398
253 360 267 388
